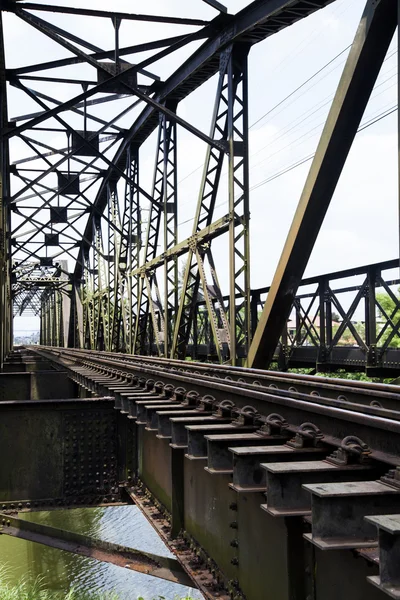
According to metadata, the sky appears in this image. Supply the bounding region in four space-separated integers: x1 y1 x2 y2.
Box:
6 0 398 333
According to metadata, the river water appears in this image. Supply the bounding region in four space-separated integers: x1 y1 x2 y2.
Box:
0 505 204 599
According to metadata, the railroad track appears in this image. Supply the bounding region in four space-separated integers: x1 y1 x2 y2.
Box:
10 346 400 598
30 346 400 407
28 346 400 465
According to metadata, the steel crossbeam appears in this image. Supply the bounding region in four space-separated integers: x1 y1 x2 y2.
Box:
0 0 396 375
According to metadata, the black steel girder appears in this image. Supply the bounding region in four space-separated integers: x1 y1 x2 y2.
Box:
73 0 336 281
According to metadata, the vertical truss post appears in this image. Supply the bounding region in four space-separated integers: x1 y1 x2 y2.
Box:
40 298 44 345
108 181 119 351
40 297 44 345
40 302 44 345
49 291 55 346
366 265 378 367
163 107 178 357
227 43 250 365
91 229 99 349
119 143 140 354
133 115 171 355
6 257 11 354
44 295 49 345
0 14 10 363
171 49 234 360
107 183 115 351
47 295 52 345
93 215 106 350
53 291 58 346
52 293 56 345
44 294 50 345
73 279 84 348
317 276 327 367
61 287 71 348
325 285 333 352
82 246 94 349
133 123 163 355
56 288 62 346
248 0 397 368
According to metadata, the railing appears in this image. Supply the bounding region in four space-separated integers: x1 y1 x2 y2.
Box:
192 259 400 374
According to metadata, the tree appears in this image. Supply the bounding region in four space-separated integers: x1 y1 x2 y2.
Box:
332 321 365 346
376 287 400 348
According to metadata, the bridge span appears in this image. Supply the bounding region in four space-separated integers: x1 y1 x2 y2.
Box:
0 346 399 599
0 0 399 598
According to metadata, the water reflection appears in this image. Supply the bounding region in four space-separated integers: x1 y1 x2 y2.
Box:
0 506 203 599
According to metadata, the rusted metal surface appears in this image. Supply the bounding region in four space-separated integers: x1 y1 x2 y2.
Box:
0 370 77 400
31 347 400 466
0 397 122 505
6 347 400 599
126 484 232 600
30 346 400 408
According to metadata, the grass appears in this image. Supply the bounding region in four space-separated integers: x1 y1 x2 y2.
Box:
0 567 195 600
0 578 120 600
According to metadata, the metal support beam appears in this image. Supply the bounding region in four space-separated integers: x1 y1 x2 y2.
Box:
163 118 178 357
248 0 397 369
0 13 11 365
171 46 246 363
133 119 167 356
227 43 250 365
5 3 209 26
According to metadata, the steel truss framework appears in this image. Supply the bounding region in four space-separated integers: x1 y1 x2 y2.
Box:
0 0 398 369
190 258 400 375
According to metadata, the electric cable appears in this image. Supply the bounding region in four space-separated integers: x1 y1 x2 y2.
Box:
177 103 398 228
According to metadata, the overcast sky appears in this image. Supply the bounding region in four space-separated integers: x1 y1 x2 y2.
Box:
7 0 398 332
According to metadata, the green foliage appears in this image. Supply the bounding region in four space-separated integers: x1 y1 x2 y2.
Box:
0 568 120 600
138 596 194 600
288 367 395 384
0 568 195 600
315 369 379 382
376 288 400 348
331 321 365 345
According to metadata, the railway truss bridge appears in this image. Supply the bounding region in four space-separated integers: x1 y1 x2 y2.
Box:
1 0 400 599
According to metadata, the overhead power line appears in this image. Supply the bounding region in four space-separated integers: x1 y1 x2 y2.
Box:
178 46 397 189
178 44 354 186
178 103 397 228
249 104 398 192
249 44 352 130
